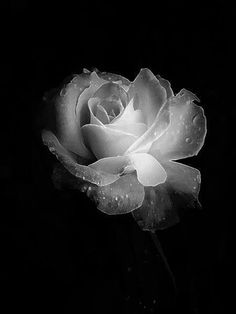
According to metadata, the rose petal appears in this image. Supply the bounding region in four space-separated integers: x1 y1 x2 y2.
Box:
92 81 128 108
75 71 108 119
96 104 110 124
106 122 147 137
132 185 180 232
98 99 124 119
88 97 104 126
86 172 145 215
55 74 94 158
149 89 207 161
111 98 145 125
132 160 201 232
156 75 174 99
128 153 167 187
124 100 170 155
98 70 131 88
81 124 138 159
42 130 120 186
161 160 201 196
128 68 167 127
88 155 129 175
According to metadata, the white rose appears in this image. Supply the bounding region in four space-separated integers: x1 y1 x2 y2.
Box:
42 68 206 231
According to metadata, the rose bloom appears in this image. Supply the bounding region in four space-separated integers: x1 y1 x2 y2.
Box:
42 68 206 231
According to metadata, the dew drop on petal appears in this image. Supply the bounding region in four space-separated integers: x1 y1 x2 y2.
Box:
185 137 191 143
192 114 200 126
197 174 201 183
60 87 68 97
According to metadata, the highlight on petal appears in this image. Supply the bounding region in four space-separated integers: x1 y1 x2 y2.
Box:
132 160 201 232
111 98 145 125
86 172 145 215
42 130 120 186
106 122 147 137
128 153 167 187
88 156 130 175
128 68 167 127
124 100 170 155
81 124 138 159
149 89 207 161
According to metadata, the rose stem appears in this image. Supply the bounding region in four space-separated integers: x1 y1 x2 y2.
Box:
149 231 178 296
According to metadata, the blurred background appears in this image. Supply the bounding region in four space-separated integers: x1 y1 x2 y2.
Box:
1 1 233 313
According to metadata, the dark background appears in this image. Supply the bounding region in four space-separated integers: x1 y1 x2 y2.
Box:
2 1 234 313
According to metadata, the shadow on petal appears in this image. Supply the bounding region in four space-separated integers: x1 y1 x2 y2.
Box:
42 130 120 186
132 160 202 232
87 173 145 215
132 185 180 232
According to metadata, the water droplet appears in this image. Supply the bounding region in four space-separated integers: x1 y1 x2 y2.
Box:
197 174 201 183
49 146 55 153
60 87 68 97
83 68 90 73
180 115 183 120
82 176 85 180
185 137 191 143
102 196 105 200
192 114 199 125
115 196 118 201
125 194 129 198
153 299 157 304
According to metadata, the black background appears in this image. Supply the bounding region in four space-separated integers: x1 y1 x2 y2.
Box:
2 1 234 313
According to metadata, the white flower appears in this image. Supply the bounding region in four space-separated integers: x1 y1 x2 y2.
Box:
42 68 207 231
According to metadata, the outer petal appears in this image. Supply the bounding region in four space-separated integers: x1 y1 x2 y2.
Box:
128 153 167 186
132 160 201 232
149 89 207 161
55 74 93 158
156 75 174 99
161 160 201 196
132 185 179 232
88 156 129 175
128 68 167 127
81 124 138 159
86 173 145 215
42 130 120 186
124 100 170 155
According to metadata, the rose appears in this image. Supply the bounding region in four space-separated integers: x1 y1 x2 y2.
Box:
42 68 206 231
